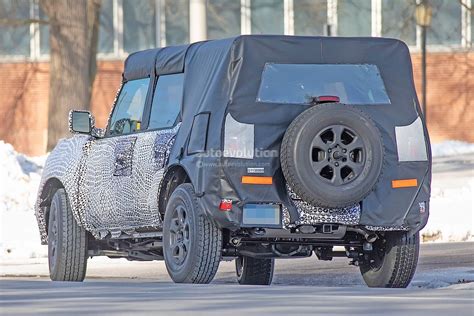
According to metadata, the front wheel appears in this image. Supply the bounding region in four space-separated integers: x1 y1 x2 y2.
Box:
359 232 419 288
48 189 88 281
163 183 222 283
235 256 274 285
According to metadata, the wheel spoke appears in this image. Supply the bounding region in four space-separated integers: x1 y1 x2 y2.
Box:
332 170 344 185
169 219 180 233
346 161 364 175
170 240 179 252
311 160 328 174
347 136 364 151
177 207 186 224
331 125 345 144
311 136 330 150
178 244 187 262
183 238 190 250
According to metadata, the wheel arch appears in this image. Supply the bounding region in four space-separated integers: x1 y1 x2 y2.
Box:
158 164 192 219
38 177 65 234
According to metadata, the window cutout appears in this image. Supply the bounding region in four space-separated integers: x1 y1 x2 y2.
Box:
395 117 428 162
188 113 210 154
109 78 150 136
148 73 184 130
257 64 391 105
223 114 254 159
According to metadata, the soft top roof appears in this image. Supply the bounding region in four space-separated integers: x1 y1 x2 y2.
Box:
123 35 411 81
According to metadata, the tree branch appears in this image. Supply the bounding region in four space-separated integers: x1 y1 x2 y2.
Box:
0 18 49 26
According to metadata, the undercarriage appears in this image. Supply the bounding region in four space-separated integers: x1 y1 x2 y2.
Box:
87 224 386 266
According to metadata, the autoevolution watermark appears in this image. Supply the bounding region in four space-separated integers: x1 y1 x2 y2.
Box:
197 148 279 159
194 148 278 168
197 161 271 168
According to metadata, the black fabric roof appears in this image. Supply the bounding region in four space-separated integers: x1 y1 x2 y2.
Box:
123 44 190 80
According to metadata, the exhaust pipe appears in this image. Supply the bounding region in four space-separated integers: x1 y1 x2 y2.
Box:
347 227 378 242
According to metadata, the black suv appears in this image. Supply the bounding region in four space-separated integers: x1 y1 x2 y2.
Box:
35 35 431 288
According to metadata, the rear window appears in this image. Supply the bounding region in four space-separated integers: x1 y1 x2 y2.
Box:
257 64 391 105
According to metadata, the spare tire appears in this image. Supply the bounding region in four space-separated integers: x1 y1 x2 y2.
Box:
281 103 384 208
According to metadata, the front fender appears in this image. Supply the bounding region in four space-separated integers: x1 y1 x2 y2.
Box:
35 135 91 244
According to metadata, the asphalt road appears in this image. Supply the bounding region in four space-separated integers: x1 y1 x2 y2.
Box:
1 242 473 315
1 155 473 314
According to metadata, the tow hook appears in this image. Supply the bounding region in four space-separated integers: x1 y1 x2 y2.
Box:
230 237 241 247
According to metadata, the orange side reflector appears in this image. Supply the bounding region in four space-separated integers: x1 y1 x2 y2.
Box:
241 176 273 185
392 179 418 188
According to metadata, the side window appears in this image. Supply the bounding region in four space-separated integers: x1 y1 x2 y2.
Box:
109 78 150 136
148 73 184 130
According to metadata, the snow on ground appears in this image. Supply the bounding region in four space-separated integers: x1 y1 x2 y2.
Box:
0 140 473 260
0 141 48 260
422 178 474 243
431 140 474 157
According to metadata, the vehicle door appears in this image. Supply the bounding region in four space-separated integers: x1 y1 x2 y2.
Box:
79 78 151 238
131 72 184 227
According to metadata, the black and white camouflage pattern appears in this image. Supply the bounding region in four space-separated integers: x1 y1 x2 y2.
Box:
285 184 408 231
285 184 361 226
35 124 180 244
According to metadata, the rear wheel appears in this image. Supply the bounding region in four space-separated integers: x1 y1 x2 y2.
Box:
281 104 384 208
163 183 222 283
48 189 88 281
235 256 274 285
359 232 419 288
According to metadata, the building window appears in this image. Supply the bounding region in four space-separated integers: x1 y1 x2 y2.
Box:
164 0 189 45
39 4 50 56
471 7 473 46
0 0 30 56
381 0 416 46
98 0 114 54
251 0 284 34
294 0 327 36
123 0 156 53
428 0 462 45
338 0 371 37
207 0 241 39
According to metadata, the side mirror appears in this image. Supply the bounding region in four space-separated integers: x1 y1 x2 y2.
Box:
69 110 94 134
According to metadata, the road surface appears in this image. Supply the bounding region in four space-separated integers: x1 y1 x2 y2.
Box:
1 242 473 315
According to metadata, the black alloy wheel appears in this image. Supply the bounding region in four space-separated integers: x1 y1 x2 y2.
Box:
168 205 191 266
311 124 366 185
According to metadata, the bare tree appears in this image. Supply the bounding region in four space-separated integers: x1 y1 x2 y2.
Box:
0 0 101 151
40 0 101 150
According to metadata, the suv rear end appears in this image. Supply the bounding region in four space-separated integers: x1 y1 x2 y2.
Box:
188 36 430 287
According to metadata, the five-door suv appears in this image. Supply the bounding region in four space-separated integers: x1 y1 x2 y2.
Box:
36 35 431 288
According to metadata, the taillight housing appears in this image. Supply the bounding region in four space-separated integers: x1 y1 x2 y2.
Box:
219 199 233 211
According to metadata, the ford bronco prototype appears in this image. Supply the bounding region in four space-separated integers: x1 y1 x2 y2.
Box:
36 35 431 288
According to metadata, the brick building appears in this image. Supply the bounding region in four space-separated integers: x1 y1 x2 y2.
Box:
1 0 473 156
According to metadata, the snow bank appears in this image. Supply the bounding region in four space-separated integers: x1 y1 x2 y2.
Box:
0 140 473 260
421 179 474 242
431 140 474 158
0 141 48 259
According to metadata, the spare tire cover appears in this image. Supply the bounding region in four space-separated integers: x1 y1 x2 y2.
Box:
281 103 384 208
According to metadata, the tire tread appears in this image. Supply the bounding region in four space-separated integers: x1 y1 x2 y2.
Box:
49 189 87 281
237 257 274 285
